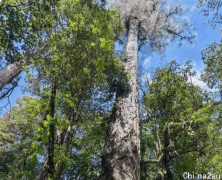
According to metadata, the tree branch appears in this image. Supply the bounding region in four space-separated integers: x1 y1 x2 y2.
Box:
0 42 48 91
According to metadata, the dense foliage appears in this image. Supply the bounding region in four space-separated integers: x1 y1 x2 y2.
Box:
0 0 125 179
0 0 222 180
141 61 222 179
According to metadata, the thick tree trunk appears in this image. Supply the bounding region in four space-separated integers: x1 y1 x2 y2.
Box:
101 18 140 180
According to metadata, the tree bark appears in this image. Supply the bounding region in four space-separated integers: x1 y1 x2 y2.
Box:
163 126 173 180
101 17 140 180
48 84 57 179
0 43 48 91
54 116 76 180
0 61 23 91
38 83 57 180
38 157 49 180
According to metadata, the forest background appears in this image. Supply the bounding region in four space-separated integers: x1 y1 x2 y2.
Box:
0 0 222 180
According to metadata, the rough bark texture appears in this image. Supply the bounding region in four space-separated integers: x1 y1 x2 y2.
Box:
101 18 140 180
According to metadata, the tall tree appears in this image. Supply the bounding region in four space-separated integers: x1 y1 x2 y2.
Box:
0 96 43 179
201 42 222 97
101 1 195 179
33 0 123 179
141 61 221 180
201 42 222 174
0 0 124 179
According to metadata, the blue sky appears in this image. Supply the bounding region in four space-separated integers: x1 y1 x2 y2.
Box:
140 1 222 91
0 0 222 115
144 2 221 68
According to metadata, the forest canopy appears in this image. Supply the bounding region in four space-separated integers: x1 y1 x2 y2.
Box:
0 0 222 180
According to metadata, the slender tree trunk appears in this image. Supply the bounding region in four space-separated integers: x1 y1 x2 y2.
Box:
163 127 172 180
38 157 49 180
48 84 56 178
40 95 81 179
54 115 76 180
38 84 57 180
101 17 140 180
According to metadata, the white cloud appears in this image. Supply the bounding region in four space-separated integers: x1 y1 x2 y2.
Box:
141 72 152 84
186 62 218 92
143 57 152 67
188 70 218 92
